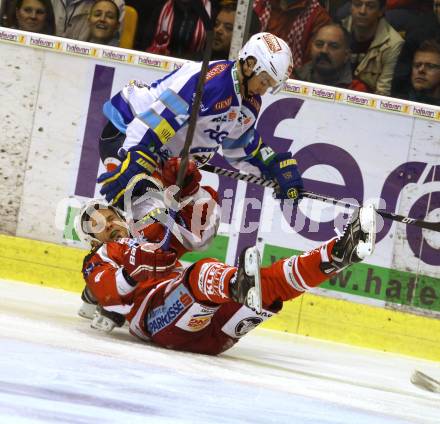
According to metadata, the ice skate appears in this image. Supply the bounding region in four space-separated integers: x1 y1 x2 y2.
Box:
321 205 376 274
78 286 98 319
230 246 263 313
91 306 126 333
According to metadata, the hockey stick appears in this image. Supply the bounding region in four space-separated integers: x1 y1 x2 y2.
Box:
200 163 440 232
162 2 214 249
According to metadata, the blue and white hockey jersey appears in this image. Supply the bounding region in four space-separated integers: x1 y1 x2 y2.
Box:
103 60 273 176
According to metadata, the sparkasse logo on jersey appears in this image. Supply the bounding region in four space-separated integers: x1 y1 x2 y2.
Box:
262 33 281 52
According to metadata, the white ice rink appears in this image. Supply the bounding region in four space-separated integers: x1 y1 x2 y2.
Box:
0 279 439 424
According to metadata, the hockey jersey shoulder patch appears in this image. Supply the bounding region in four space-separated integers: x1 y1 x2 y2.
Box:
205 62 229 82
200 62 239 115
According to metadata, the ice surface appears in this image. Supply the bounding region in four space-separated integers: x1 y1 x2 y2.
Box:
0 279 439 424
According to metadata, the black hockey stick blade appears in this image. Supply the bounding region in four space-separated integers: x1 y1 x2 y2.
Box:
200 164 440 232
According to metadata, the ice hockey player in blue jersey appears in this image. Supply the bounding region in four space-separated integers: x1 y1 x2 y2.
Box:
98 32 303 207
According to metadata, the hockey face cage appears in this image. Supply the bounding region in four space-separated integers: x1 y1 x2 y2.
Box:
238 32 293 94
75 199 127 245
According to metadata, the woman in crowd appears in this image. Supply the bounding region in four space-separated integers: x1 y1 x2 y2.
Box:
87 0 120 46
10 0 55 35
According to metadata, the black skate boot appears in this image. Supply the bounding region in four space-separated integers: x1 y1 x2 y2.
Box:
230 246 263 313
78 286 98 319
320 205 376 274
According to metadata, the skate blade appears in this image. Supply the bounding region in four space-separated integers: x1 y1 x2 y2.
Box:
78 302 97 320
91 314 117 333
357 204 376 259
245 247 262 314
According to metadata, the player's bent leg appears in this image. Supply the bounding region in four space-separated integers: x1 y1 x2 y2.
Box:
187 205 376 309
187 259 237 304
187 247 334 310
260 239 337 306
261 205 377 306
187 247 262 312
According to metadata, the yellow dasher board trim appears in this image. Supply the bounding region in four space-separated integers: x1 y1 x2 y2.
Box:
263 293 440 362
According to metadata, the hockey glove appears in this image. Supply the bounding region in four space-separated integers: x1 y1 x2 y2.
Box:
98 150 158 205
123 242 177 282
264 152 303 201
161 157 201 198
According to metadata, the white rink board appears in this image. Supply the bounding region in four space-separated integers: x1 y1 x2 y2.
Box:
0 29 439 284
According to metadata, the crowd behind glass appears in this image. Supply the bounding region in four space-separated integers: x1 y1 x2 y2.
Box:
1 0 439 106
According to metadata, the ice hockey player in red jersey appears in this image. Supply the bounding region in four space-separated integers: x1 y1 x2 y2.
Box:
77 158 376 355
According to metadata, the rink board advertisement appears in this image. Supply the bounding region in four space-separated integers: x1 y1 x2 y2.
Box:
0 29 439 320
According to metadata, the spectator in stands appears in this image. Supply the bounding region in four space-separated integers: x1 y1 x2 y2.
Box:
211 0 260 60
87 0 120 46
253 0 332 69
9 0 55 34
51 0 124 41
335 1 433 20
341 0 404 95
212 0 235 59
391 0 440 97
142 0 213 60
334 1 433 39
392 39 440 106
294 23 369 91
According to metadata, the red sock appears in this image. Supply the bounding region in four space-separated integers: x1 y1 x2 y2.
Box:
188 259 237 304
260 239 338 305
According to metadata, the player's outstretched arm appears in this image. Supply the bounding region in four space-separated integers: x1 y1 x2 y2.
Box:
222 128 303 202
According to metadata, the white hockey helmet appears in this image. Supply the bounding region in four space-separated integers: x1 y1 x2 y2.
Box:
75 199 127 245
238 32 293 94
